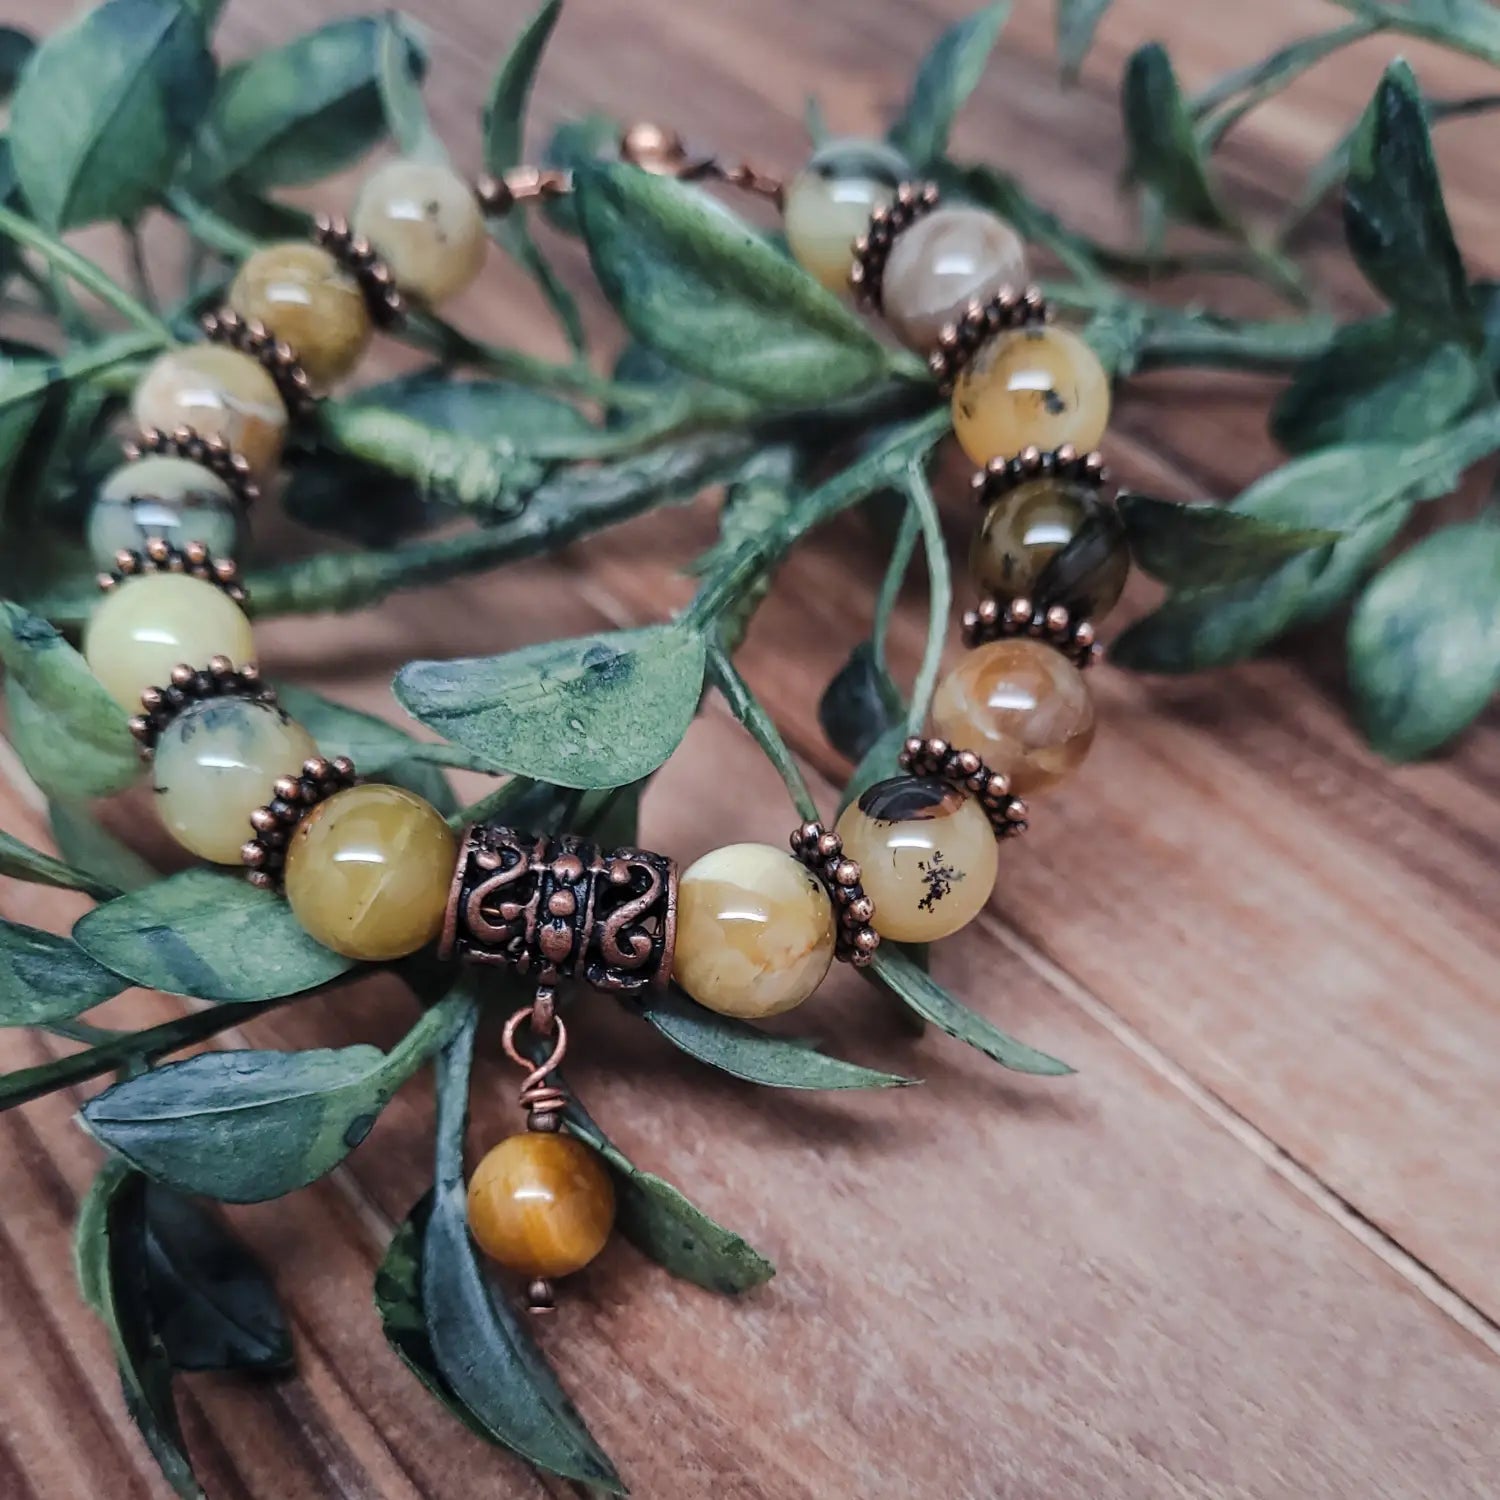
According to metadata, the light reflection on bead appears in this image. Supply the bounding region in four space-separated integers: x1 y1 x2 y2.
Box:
467 1132 615 1279
932 638 1095 795
675 842 836 1018
152 698 318 864
84 572 255 712
784 139 910 293
835 776 997 943
352 159 488 307
88 457 244 571
951 326 1110 466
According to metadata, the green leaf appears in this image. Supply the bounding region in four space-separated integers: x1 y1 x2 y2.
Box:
73 869 355 1003
374 13 439 161
0 26 34 100
1117 494 1339 589
0 920 124 1026
142 1184 293 1372
1122 43 1232 230
0 600 138 799
75 1164 205 1499
1344 59 1473 332
349 371 595 452
0 827 121 901
888 4 1011 168
49 801 158 895
574 162 893 404
818 641 901 763
541 111 619 236
395 623 706 790
10 0 215 230
1056 0 1114 81
638 985 915 1090
422 1001 623 1491
186 15 426 192
82 1044 395 1202
871 947 1073 1075
1271 316 1484 453
1347 520 1500 758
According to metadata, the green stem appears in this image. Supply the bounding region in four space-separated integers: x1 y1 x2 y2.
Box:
874 503 921 675
379 985 478 1092
0 204 172 340
705 643 819 821
122 222 160 314
162 188 259 261
899 463 951 738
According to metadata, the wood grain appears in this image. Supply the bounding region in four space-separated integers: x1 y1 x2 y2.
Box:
2 0 1499 1496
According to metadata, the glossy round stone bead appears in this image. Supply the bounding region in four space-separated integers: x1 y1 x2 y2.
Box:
951 326 1111 466
152 698 318 864
228 242 373 389
467 1132 615 1279
87 456 244 571
351 159 487 307
282 784 457 961
932 638 1095 795
882 206 1028 352
836 777 997 944
971 477 1130 620
84 572 255 711
675 842 836 1019
784 139 910 293
131 345 288 479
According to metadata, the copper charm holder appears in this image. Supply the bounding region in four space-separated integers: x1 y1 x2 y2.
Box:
789 822 879 967
898 737 1029 839
929 286 1052 394
127 659 277 760
312 216 405 325
97 537 247 607
122 426 260 509
240 755 359 889
440 825 678 998
200 309 316 419
849 181 942 310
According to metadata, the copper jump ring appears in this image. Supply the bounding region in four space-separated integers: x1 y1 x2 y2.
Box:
501 1003 569 1130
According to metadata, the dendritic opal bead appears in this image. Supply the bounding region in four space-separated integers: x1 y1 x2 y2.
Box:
152 698 318 864
467 1132 615 1279
675 842 836 1019
951 326 1111 466
882 206 1028 352
282 784 457 961
835 777 997 944
971 477 1130 619
228 242 373 389
784 138 910 293
84 572 255 712
132 345 289 479
88 457 244 571
351 159 488 307
932 638 1095 795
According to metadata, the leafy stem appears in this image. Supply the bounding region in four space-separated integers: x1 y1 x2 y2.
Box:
900 462 951 736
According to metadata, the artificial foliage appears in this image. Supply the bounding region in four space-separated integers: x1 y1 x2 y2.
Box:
0 0 1496 1491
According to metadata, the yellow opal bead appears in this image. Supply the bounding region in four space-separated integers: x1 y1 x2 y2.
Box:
467 1132 615 1279
835 776 997 944
971 477 1131 620
228 242 373 389
951 326 1111 466
282 784 457 961
882 206 1028 352
351 159 487 307
132 345 288 479
83 572 255 712
675 842 836 1019
152 699 318 864
784 139 909 293
88 456 245 572
932 639 1095 795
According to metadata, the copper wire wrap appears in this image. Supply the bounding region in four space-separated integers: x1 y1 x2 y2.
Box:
123 425 260 508
127 658 276 760
240 756 359 889
97 537 247 606
789 822 879 966
474 165 574 215
199 308 316 419
961 595 1100 671
501 1000 569 1132
971 444 1109 505
440 825 678 995
898 736 1029 839
618 121 785 206
849 181 942 310
929 285 1051 394
312 216 405 325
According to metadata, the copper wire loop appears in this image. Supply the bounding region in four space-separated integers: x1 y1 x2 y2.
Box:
475 166 574 214
501 1004 569 1126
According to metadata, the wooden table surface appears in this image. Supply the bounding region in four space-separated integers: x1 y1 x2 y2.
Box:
2 0 1498 1496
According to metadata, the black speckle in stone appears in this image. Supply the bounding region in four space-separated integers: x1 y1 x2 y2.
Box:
858 775 964 824
917 852 962 912
1043 388 1068 416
